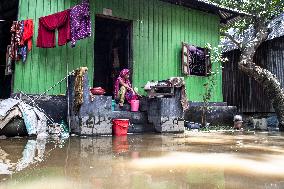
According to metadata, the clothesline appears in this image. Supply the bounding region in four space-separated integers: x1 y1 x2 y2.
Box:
0 19 12 22
0 19 28 23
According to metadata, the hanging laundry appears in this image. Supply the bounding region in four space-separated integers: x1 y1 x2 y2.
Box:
9 21 22 60
20 19 34 51
70 0 91 47
16 21 24 48
5 45 13 75
18 45 28 63
74 67 88 112
17 21 26 62
37 9 71 48
18 19 34 63
7 19 33 65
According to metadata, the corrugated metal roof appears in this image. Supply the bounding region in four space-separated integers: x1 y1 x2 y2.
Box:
160 0 249 27
221 13 284 52
194 0 248 15
268 13 284 40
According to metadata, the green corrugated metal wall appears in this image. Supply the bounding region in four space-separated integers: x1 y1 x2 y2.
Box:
15 0 222 102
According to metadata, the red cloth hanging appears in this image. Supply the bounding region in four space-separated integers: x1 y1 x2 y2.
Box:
21 19 34 51
36 9 70 48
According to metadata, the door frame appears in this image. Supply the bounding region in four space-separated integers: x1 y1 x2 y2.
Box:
94 14 134 82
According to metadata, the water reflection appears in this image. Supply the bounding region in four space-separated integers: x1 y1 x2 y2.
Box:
1 132 284 189
113 136 129 154
15 139 45 171
0 137 67 178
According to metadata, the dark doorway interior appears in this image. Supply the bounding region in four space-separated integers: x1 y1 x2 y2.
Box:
0 0 19 99
94 16 132 96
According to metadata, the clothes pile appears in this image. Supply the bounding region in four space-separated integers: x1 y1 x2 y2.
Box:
0 98 48 136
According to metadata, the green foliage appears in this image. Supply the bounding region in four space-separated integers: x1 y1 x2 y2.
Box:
210 0 284 33
200 44 226 126
202 43 226 104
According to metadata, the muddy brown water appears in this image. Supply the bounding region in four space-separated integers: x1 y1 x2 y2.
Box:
0 131 284 189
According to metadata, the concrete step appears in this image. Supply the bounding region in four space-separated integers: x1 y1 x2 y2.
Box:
128 124 155 133
111 111 148 124
113 103 131 111
189 101 228 107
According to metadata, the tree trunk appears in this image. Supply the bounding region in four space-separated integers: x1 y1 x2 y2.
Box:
237 24 284 131
238 59 284 131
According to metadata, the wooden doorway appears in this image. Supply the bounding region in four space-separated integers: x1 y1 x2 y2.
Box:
93 15 132 96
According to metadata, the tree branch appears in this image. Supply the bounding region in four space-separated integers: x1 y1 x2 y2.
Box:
221 32 242 50
242 22 269 58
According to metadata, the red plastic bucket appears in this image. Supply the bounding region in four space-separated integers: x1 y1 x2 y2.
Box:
112 119 129 136
130 100 139 112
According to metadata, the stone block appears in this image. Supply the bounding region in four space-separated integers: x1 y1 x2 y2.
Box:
184 105 237 126
71 116 112 135
147 93 184 133
160 98 183 117
91 95 112 113
252 118 268 130
80 95 112 116
243 113 279 131
154 117 184 133
139 97 148 112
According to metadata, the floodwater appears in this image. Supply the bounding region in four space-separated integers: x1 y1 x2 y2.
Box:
1 131 284 189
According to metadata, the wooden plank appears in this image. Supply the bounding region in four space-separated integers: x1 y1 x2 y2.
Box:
168 3 174 77
22 0 30 93
172 5 178 77
27 0 36 93
47 0 56 94
143 0 149 85
41 0 49 94
128 0 134 20
152 0 159 81
162 3 167 79
13 0 22 93
148 0 154 82
18 0 26 93
34 0 43 93
158 1 163 80
177 5 183 76
132 0 140 89
60 0 70 93
124 0 130 19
